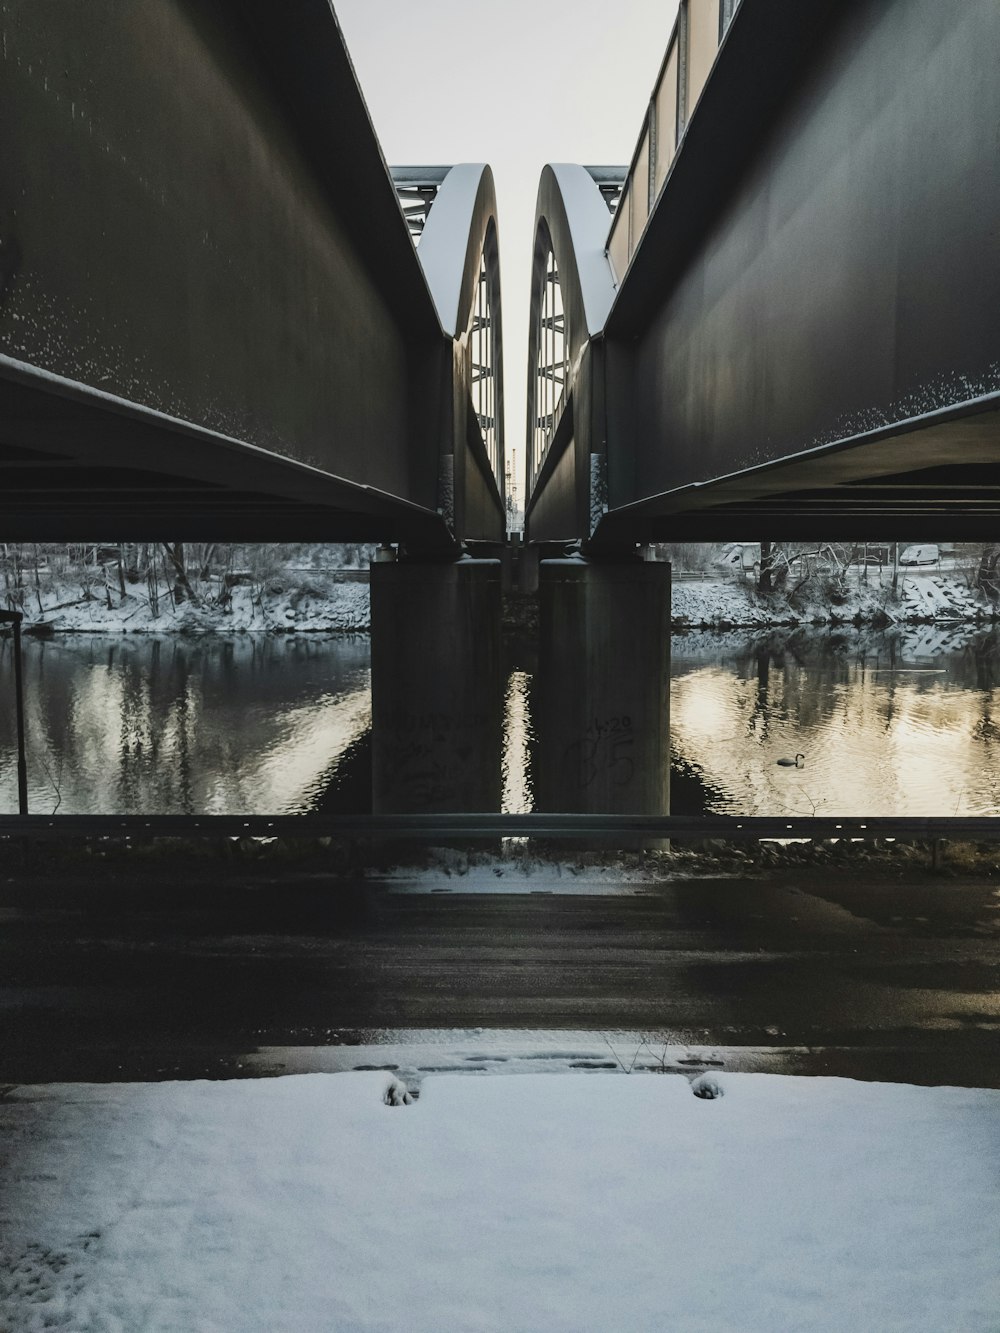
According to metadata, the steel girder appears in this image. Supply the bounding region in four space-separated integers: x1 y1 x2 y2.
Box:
0 1 502 546
526 0 1000 546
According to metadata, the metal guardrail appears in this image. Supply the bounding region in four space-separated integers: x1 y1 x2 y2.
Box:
0 814 997 842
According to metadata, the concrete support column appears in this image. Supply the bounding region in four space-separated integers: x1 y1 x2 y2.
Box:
370 558 502 813
535 558 670 817
517 541 540 595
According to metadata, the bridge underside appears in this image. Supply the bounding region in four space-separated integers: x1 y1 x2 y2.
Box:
599 400 1000 544
0 361 451 544
0 0 475 549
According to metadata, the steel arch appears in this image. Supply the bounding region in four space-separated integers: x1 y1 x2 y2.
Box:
417 164 506 543
523 165 619 544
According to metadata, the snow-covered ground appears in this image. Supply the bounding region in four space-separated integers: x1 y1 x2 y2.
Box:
1 1072 997 1331
671 569 991 629
367 846 695 892
7 567 994 636
11 577 370 634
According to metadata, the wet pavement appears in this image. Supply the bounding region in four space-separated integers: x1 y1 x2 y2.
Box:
2 862 999 1088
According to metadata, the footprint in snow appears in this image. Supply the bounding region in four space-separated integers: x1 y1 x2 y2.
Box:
691 1073 725 1099
383 1078 413 1107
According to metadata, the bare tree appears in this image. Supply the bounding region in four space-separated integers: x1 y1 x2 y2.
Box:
977 543 1000 602
757 540 775 595
161 542 198 604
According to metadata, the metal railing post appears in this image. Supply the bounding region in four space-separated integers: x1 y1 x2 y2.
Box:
0 610 28 815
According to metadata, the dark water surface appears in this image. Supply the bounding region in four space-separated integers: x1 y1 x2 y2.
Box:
0 633 371 816
2 624 1000 817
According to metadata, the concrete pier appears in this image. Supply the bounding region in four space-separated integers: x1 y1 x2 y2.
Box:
535 558 670 817
370 558 502 812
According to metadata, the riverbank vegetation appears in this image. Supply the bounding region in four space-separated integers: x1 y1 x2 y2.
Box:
0 542 375 632
3 541 999 632
663 540 1000 628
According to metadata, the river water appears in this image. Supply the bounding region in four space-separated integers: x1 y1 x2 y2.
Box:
1 625 999 817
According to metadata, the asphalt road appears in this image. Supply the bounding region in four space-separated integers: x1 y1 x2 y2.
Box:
2 863 998 1087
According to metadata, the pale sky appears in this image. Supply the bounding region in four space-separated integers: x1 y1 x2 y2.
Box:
334 0 679 505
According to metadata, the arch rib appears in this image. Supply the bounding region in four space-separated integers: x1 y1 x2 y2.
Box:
524 164 619 543
417 164 506 542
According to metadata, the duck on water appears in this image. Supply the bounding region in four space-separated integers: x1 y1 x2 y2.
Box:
777 754 805 768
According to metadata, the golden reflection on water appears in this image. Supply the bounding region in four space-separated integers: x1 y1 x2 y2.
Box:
501 670 533 815
671 649 1000 817
5 630 1000 819
202 689 371 813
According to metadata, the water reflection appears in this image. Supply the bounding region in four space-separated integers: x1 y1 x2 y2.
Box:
2 625 1000 818
501 671 534 815
0 634 370 815
671 626 1000 817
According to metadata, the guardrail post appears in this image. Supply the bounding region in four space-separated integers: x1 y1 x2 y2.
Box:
0 611 28 815
932 837 945 873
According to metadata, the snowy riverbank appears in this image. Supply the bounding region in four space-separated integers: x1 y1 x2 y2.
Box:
2 1071 997 1331
7 575 371 634
3 567 996 635
671 567 992 629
